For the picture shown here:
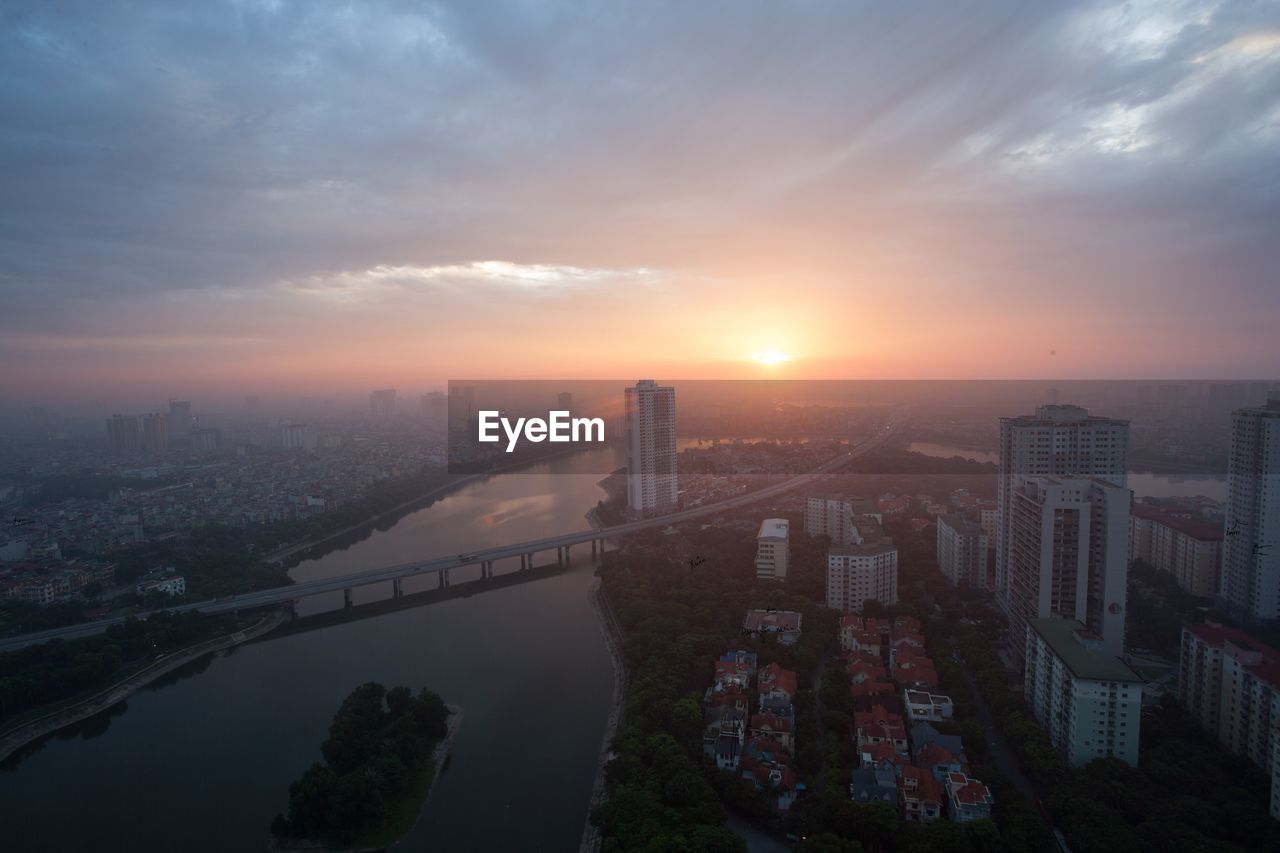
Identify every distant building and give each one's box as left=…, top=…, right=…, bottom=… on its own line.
left=370, top=388, right=397, bottom=416
left=1023, top=617, right=1143, bottom=767
left=826, top=542, right=898, bottom=612
left=755, top=518, right=790, bottom=581
left=1221, top=399, right=1280, bottom=621
left=625, top=380, right=677, bottom=516
left=1006, top=476, right=1131, bottom=658
left=557, top=391, right=573, bottom=411
left=1129, top=503, right=1221, bottom=597
left=141, top=413, right=168, bottom=454
left=106, top=414, right=140, bottom=453
left=167, top=400, right=193, bottom=436
left=137, top=575, right=186, bottom=597
left=280, top=422, right=308, bottom=450
left=996, top=405, right=1129, bottom=616
left=190, top=428, right=222, bottom=452
left=936, top=514, right=989, bottom=590
left=743, top=609, right=802, bottom=645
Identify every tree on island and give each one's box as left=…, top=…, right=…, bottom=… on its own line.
left=272, top=682, right=449, bottom=846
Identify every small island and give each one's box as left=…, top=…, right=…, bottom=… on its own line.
left=271, top=682, right=457, bottom=851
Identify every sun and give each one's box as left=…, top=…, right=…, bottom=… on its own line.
left=750, top=350, right=792, bottom=366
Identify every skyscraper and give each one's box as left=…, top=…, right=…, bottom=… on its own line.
left=280, top=422, right=308, bottom=450
left=106, top=414, right=140, bottom=453
left=167, top=399, right=193, bottom=436
left=1221, top=399, right=1280, bottom=621
left=141, top=413, right=168, bottom=454
left=370, top=388, right=397, bottom=416
left=625, top=380, right=677, bottom=516
left=995, top=405, right=1129, bottom=614
left=1005, top=477, right=1131, bottom=657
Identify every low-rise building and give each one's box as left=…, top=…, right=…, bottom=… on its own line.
left=903, top=690, right=955, bottom=723
left=899, top=765, right=943, bottom=823
left=944, top=772, right=993, bottom=823
left=754, top=518, right=790, bottom=581
left=743, top=609, right=803, bottom=645
left=1024, top=617, right=1143, bottom=767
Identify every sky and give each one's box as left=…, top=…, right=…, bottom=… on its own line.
left=1, top=0, right=1279, bottom=400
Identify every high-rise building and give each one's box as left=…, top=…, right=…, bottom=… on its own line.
left=826, top=542, right=898, bottom=612
left=755, top=519, right=790, bottom=581
left=280, top=423, right=308, bottom=450
left=167, top=400, right=193, bottom=436
left=370, top=388, right=397, bottom=417
left=805, top=495, right=855, bottom=545
left=1005, top=477, right=1130, bottom=657
left=936, top=514, right=989, bottom=590
left=1178, top=622, right=1280, bottom=814
left=625, top=380, right=677, bottom=516
left=996, top=405, right=1129, bottom=615
left=557, top=391, right=573, bottom=412
left=1221, top=399, right=1280, bottom=621
left=1023, top=617, right=1143, bottom=767
left=1129, top=504, right=1222, bottom=598
left=141, top=413, right=168, bottom=454
left=190, top=428, right=222, bottom=452
left=106, top=414, right=140, bottom=453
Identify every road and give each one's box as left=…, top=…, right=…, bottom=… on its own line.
left=2, top=413, right=906, bottom=652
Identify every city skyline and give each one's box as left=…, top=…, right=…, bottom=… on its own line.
left=3, top=1, right=1280, bottom=398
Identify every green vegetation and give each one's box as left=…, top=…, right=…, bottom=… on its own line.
left=594, top=516, right=1010, bottom=852
left=0, top=610, right=239, bottom=729
left=271, top=682, right=450, bottom=849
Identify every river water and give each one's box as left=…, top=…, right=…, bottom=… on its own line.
left=905, top=441, right=1228, bottom=503
left=0, top=448, right=622, bottom=852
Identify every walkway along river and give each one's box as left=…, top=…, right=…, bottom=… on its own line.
left=0, top=448, right=622, bottom=852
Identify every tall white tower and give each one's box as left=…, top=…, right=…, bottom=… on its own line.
left=996, top=405, right=1129, bottom=614
left=625, top=380, right=677, bottom=516
left=1221, top=399, right=1280, bottom=621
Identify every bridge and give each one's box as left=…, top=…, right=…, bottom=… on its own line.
left=1, top=415, right=905, bottom=651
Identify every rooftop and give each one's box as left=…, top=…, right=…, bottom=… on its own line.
left=758, top=518, right=789, bottom=540
left=1029, top=617, right=1142, bottom=683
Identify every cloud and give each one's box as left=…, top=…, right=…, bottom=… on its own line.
left=0, top=0, right=1278, bottom=392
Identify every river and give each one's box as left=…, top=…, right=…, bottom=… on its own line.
left=906, top=441, right=1227, bottom=502
left=0, top=448, right=622, bottom=852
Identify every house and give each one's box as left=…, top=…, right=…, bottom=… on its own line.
left=839, top=615, right=888, bottom=654
left=719, top=649, right=759, bottom=678
left=892, top=648, right=939, bottom=688
left=902, top=690, right=954, bottom=723
left=910, top=722, right=965, bottom=761
left=899, top=765, right=943, bottom=823
left=703, top=706, right=746, bottom=765
left=851, top=680, right=896, bottom=700
left=855, top=705, right=909, bottom=757
left=846, top=657, right=888, bottom=686
left=945, top=772, right=993, bottom=822
left=860, top=741, right=909, bottom=769
left=713, top=659, right=751, bottom=690
left=759, top=662, right=798, bottom=702
left=750, top=712, right=795, bottom=756
left=850, top=762, right=898, bottom=805
left=705, top=682, right=749, bottom=714
left=915, top=742, right=966, bottom=786
left=743, top=609, right=803, bottom=645
left=740, top=737, right=801, bottom=811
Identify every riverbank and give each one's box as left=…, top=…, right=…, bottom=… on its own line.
left=0, top=606, right=289, bottom=765
left=578, top=578, right=627, bottom=853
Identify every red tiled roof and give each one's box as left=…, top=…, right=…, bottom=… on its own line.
left=1132, top=503, right=1223, bottom=541
left=760, top=662, right=799, bottom=697
left=751, top=713, right=794, bottom=733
